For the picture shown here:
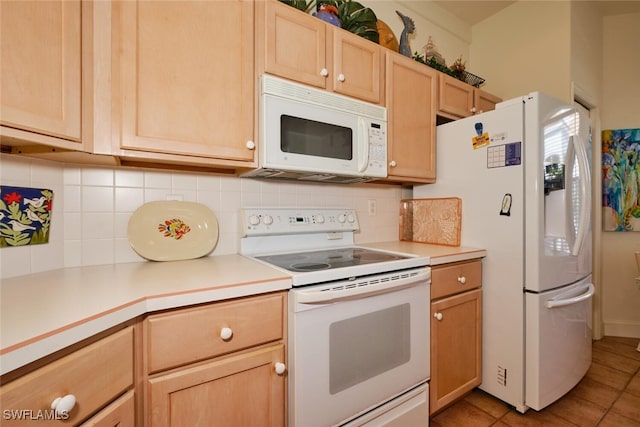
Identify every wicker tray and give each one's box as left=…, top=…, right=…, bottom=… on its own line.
left=399, top=198, right=462, bottom=246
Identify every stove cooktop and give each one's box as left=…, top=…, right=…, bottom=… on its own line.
left=256, top=247, right=410, bottom=273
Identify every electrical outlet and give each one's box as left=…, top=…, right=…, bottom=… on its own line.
left=367, top=199, right=377, bottom=216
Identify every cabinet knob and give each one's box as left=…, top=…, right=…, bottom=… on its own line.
left=246, top=140, right=256, bottom=150
left=389, top=160, right=397, bottom=168
left=51, top=394, right=76, bottom=416
left=470, top=107, right=477, bottom=113
left=338, top=73, right=345, bottom=82
left=433, top=312, right=443, bottom=321
left=320, top=68, right=329, bottom=77
left=274, top=362, right=286, bottom=375
left=458, top=276, right=467, bottom=284
left=220, top=327, right=233, bottom=341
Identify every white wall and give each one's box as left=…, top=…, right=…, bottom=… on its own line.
left=362, top=0, right=472, bottom=67
left=600, top=13, right=640, bottom=338
left=470, top=1, right=572, bottom=101
left=0, top=154, right=409, bottom=279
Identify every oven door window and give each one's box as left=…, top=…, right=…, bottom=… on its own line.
left=281, top=115, right=353, bottom=160
left=330, top=304, right=410, bottom=394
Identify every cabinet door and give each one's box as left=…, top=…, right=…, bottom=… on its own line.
left=115, top=0, right=254, bottom=162
left=386, top=53, right=437, bottom=183
left=79, top=390, right=135, bottom=427
left=438, top=74, right=475, bottom=118
left=263, top=0, right=327, bottom=89
left=0, top=328, right=134, bottom=426
left=474, top=89, right=502, bottom=114
left=0, top=0, right=81, bottom=142
left=332, top=29, right=382, bottom=103
left=148, top=345, right=286, bottom=427
left=430, top=288, right=482, bottom=414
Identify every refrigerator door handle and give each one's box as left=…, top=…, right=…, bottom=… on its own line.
left=572, top=134, right=591, bottom=256
left=564, top=136, right=577, bottom=251
left=545, top=282, right=595, bottom=308
left=565, top=135, right=592, bottom=256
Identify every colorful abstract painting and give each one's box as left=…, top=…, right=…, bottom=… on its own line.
left=602, top=129, right=640, bottom=231
left=0, top=186, right=54, bottom=246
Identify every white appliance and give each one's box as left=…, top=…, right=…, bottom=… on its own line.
left=415, top=92, right=594, bottom=413
left=240, top=208, right=430, bottom=426
left=242, top=75, right=388, bottom=183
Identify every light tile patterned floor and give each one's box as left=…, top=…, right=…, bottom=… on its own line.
left=430, top=336, right=640, bottom=426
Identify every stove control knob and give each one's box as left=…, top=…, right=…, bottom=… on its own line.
left=248, top=215, right=260, bottom=226
left=347, top=213, right=355, bottom=223
left=338, top=214, right=346, bottom=223
left=315, top=215, right=325, bottom=224
left=263, top=215, right=274, bottom=225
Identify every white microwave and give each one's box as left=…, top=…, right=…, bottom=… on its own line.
left=242, top=75, right=388, bottom=183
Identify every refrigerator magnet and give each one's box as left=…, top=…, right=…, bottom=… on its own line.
left=500, top=193, right=512, bottom=216
left=472, top=122, right=490, bottom=149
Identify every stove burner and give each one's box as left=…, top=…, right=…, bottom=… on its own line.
left=290, top=262, right=331, bottom=272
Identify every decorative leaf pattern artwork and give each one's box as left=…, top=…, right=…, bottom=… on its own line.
left=158, top=218, right=191, bottom=240
left=0, top=186, right=54, bottom=247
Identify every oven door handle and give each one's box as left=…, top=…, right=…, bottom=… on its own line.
left=295, top=269, right=430, bottom=304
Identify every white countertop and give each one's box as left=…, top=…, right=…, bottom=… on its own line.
left=0, top=255, right=291, bottom=375
left=0, top=243, right=485, bottom=375
left=363, top=241, right=486, bottom=265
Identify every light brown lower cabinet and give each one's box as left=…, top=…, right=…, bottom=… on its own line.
left=79, top=390, right=135, bottom=427
left=430, top=260, right=483, bottom=415
left=0, top=326, right=135, bottom=426
left=143, top=291, right=288, bottom=426
left=147, top=344, right=285, bottom=426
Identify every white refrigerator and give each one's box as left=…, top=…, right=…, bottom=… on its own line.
left=415, top=92, right=594, bottom=413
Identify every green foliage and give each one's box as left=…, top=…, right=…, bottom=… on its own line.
left=332, top=0, right=379, bottom=44
left=280, top=0, right=379, bottom=44
left=412, top=52, right=457, bottom=77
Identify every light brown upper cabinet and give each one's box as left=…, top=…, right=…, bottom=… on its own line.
left=0, top=0, right=83, bottom=149
left=438, top=73, right=502, bottom=119
left=259, top=0, right=383, bottom=104
left=385, top=53, right=437, bottom=184
left=111, top=0, right=256, bottom=167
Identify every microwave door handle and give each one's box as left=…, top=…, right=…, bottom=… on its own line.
left=357, top=117, right=369, bottom=172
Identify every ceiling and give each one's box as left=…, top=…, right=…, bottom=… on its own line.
left=433, top=0, right=640, bottom=26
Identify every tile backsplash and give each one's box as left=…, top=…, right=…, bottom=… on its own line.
left=0, top=154, right=410, bottom=279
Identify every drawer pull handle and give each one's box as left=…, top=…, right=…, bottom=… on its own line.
left=220, top=327, right=233, bottom=341
left=433, top=312, right=443, bottom=321
left=274, top=362, right=286, bottom=375
left=458, top=276, right=467, bottom=284
left=51, top=394, right=76, bottom=416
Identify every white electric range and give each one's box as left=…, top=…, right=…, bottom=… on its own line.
left=240, top=208, right=431, bottom=427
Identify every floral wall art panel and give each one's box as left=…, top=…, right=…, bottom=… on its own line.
left=602, top=128, right=640, bottom=231
left=0, top=186, right=54, bottom=246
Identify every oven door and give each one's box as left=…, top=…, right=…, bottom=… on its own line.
left=289, top=267, right=430, bottom=427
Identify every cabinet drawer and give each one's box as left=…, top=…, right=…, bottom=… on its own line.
left=0, top=327, right=134, bottom=425
left=431, top=260, right=482, bottom=300
left=145, top=292, right=285, bottom=373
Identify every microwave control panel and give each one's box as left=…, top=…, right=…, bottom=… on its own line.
left=367, top=122, right=387, bottom=175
